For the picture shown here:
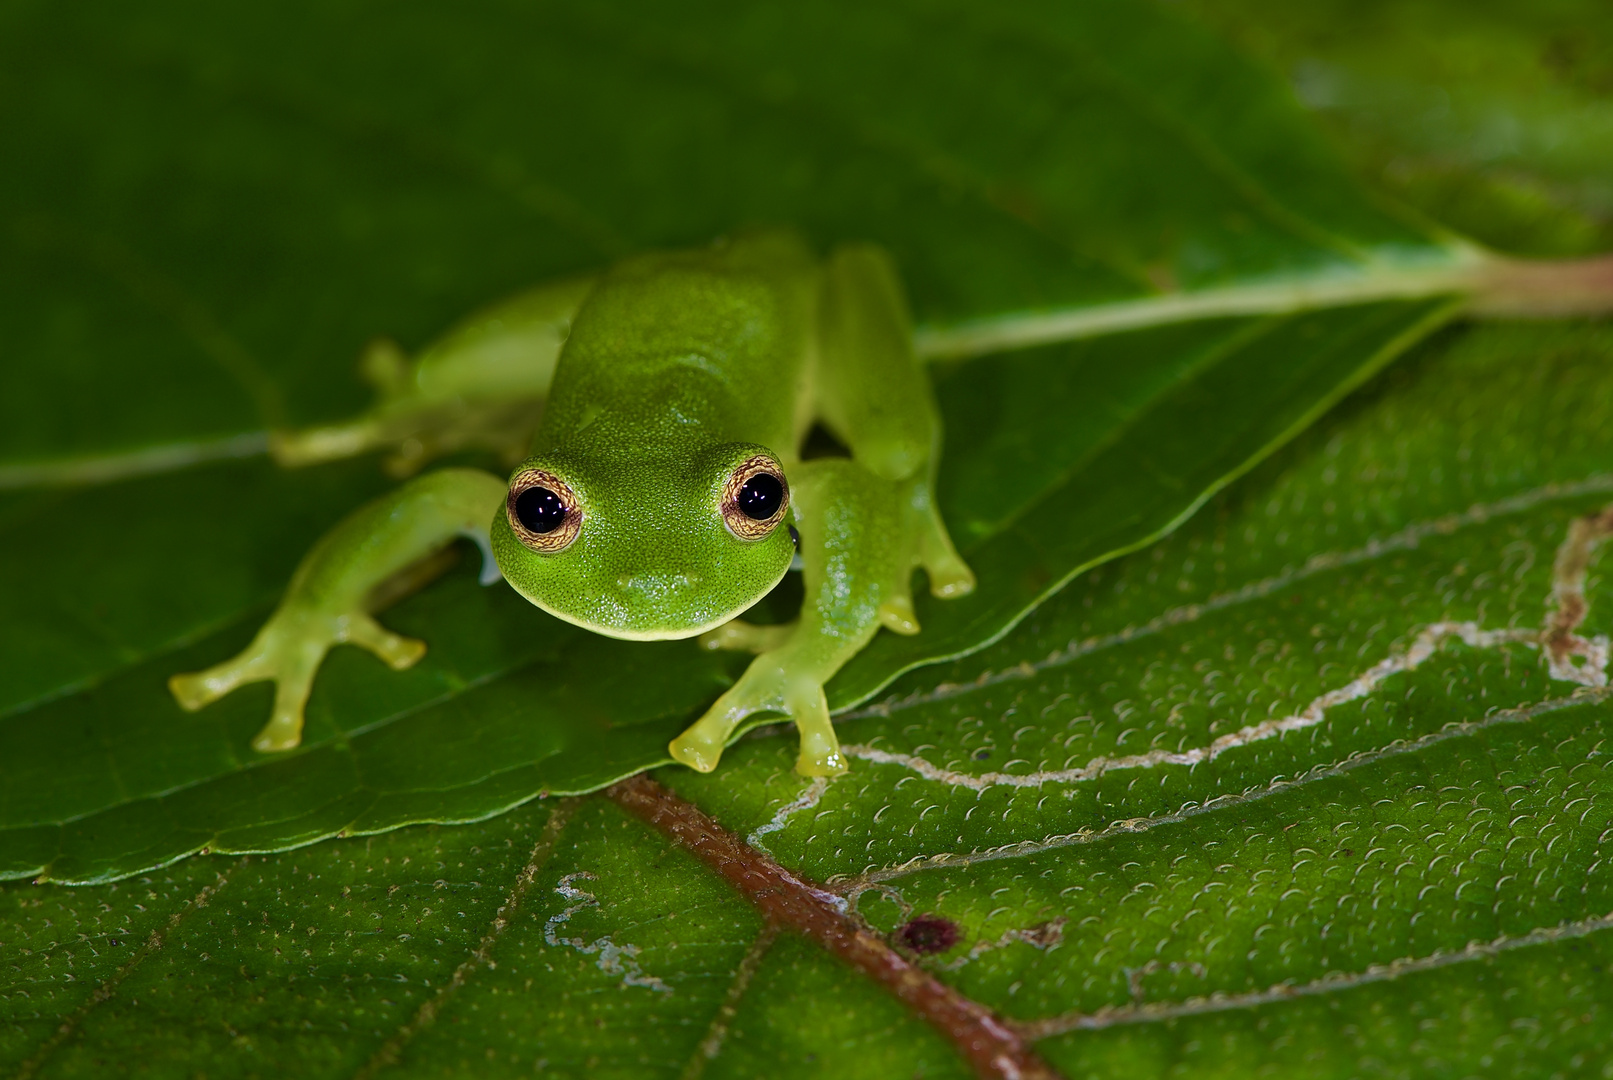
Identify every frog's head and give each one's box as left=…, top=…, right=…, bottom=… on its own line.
left=490, top=442, right=795, bottom=639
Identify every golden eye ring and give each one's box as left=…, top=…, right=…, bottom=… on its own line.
left=506, top=468, right=583, bottom=553
left=722, top=455, right=789, bottom=541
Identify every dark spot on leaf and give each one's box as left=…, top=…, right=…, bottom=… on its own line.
left=974, top=748, right=992, bottom=760
left=1020, top=564, right=1052, bottom=591
left=109, top=938, right=122, bottom=946
left=896, top=914, right=961, bottom=955
left=984, top=181, right=1045, bottom=226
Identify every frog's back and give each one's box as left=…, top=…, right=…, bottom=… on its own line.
left=536, top=231, right=818, bottom=459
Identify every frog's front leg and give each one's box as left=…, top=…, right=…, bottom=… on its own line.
left=169, top=468, right=507, bottom=751
left=672, top=459, right=915, bottom=776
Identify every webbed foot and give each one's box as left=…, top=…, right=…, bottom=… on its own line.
left=926, top=556, right=976, bottom=599
left=877, top=592, right=921, bottom=635
left=668, top=652, right=848, bottom=777
left=918, top=512, right=976, bottom=598
left=170, top=606, right=425, bottom=752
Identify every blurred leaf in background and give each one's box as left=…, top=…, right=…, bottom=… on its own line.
left=1175, top=0, right=1613, bottom=256
left=2, top=0, right=1612, bottom=1077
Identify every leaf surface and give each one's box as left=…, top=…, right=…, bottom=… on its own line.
left=1175, top=0, right=1613, bottom=257
left=5, top=2, right=1613, bottom=1077
left=7, top=315, right=1613, bottom=1079
left=0, top=0, right=1475, bottom=881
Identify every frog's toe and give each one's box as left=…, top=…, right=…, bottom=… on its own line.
left=344, top=613, right=427, bottom=670
left=794, top=730, right=849, bottom=777
left=170, top=639, right=318, bottom=751
left=169, top=660, right=257, bottom=712
left=670, top=701, right=749, bottom=771
left=168, top=674, right=208, bottom=711
left=877, top=593, right=921, bottom=636
left=169, top=635, right=289, bottom=712
left=252, top=703, right=309, bottom=753
left=927, top=557, right=976, bottom=599
left=668, top=728, right=725, bottom=772
left=698, top=619, right=796, bottom=654
left=241, top=643, right=326, bottom=752
left=795, top=747, right=849, bottom=777
left=786, top=683, right=848, bottom=777
left=170, top=610, right=360, bottom=753
left=671, top=655, right=848, bottom=777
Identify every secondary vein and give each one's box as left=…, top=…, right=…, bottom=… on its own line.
left=351, top=798, right=579, bottom=1079
left=1014, top=908, right=1613, bottom=1038
left=13, top=859, right=242, bottom=1080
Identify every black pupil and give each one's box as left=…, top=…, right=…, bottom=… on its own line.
left=514, top=486, right=567, bottom=534
left=737, top=472, right=784, bottom=521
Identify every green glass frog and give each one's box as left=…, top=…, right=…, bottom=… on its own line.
left=170, top=231, right=973, bottom=776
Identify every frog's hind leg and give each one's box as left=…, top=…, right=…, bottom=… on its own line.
left=814, top=243, right=975, bottom=601
left=169, top=468, right=507, bottom=752
left=908, top=471, right=976, bottom=599
left=271, top=275, right=597, bottom=474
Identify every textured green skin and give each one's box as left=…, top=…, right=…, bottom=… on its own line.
left=168, top=468, right=507, bottom=752
left=492, top=234, right=814, bottom=639
left=171, top=231, right=973, bottom=775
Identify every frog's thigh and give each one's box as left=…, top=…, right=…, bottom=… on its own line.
left=170, top=468, right=507, bottom=752
left=669, top=460, right=907, bottom=776
left=905, top=473, right=975, bottom=599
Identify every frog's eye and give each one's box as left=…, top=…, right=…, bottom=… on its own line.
left=507, top=468, right=582, bottom=553
left=722, top=455, right=789, bottom=541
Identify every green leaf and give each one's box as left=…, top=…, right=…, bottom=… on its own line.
left=0, top=0, right=1487, bottom=883
left=4, top=0, right=1613, bottom=1076
left=7, top=315, right=1613, bottom=1078
left=1173, top=0, right=1613, bottom=257
left=714, top=319, right=1613, bottom=1078
left=835, top=297, right=1454, bottom=705
left=0, top=0, right=1467, bottom=468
